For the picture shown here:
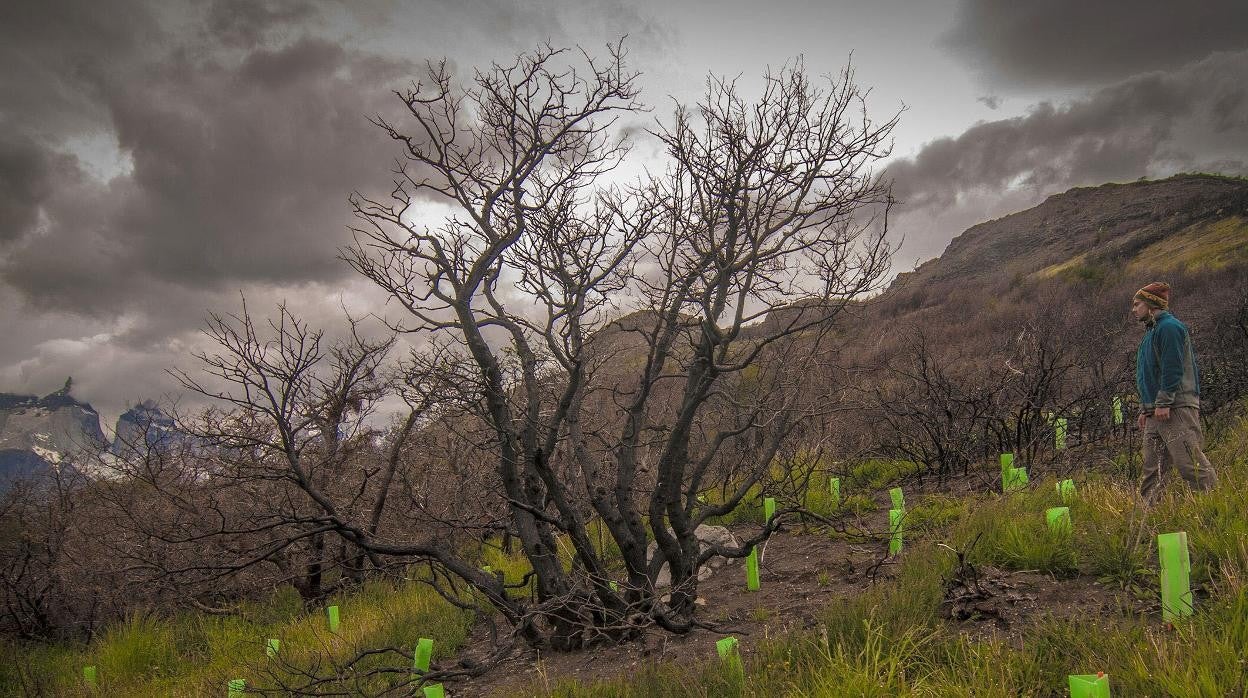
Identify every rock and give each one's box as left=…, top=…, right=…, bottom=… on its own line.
left=0, top=384, right=105, bottom=488
left=647, top=524, right=741, bottom=589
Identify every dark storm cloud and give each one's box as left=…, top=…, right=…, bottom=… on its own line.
left=0, top=135, right=76, bottom=243
left=943, top=0, right=1248, bottom=88
left=0, top=1, right=414, bottom=313
left=0, top=0, right=156, bottom=134
left=207, top=0, right=318, bottom=47
left=0, top=0, right=675, bottom=422
left=887, top=50, right=1248, bottom=265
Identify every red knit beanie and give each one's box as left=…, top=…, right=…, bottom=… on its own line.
left=1135, top=281, right=1170, bottom=309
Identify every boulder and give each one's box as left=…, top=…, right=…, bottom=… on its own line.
left=647, top=524, right=741, bottom=589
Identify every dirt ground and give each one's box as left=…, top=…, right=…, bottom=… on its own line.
left=442, top=480, right=1139, bottom=697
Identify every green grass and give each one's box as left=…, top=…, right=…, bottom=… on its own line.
left=839, top=493, right=879, bottom=516
left=1, top=578, right=473, bottom=697
left=847, top=458, right=921, bottom=490
left=905, top=495, right=967, bottom=535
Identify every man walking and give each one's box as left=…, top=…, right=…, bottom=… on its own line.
left=1133, top=282, right=1216, bottom=501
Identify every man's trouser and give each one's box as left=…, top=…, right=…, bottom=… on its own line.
left=1141, top=406, right=1217, bottom=501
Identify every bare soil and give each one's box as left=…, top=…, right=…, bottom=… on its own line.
left=456, top=522, right=884, bottom=698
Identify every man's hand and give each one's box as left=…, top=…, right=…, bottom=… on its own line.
left=1154, top=406, right=1171, bottom=421
left=1137, top=413, right=1146, bottom=430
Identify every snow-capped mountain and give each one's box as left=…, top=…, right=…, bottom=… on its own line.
left=0, top=380, right=189, bottom=487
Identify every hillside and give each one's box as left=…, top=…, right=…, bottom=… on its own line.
left=887, top=174, right=1248, bottom=300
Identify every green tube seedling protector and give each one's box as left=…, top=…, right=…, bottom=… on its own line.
left=746, top=548, right=760, bottom=591
left=889, top=508, right=903, bottom=555
left=266, top=638, right=280, bottom=658
left=1112, top=396, right=1124, bottom=425
left=1012, top=467, right=1030, bottom=488
left=764, top=497, right=776, bottom=524
left=414, top=637, right=434, bottom=673
left=1055, top=418, right=1068, bottom=450
left=829, top=477, right=840, bottom=507
left=326, top=605, right=340, bottom=633
left=1158, top=532, right=1193, bottom=622
left=1068, top=672, right=1110, bottom=697
left=1001, top=454, right=1028, bottom=492
left=1057, top=479, right=1076, bottom=503
left=1046, top=506, right=1071, bottom=535
left=422, top=684, right=445, bottom=698
left=228, top=678, right=246, bottom=697
left=82, top=665, right=97, bottom=687
left=716, top=636, right=744, bottom=680
left=889, top=487, right=905, bottom=511
left=1004, top=466, right=1028, bottom=492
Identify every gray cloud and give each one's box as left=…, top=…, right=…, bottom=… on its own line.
left=0, top=3, right=412, bottom=314
left=0, top=135, right=75, bottom=243
left=887, top=50, right=1248, bottom=266
left=0, top=0, right=675, bottom=421
left=976, top=95, right=1001, bottom=110
left=206, top=0, right=319, bottom=47
left=943, top=0, right=1248, bottom=88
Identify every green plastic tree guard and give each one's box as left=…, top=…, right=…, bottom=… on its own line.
left=1158, top=532, right=1193, bottom=622
left=422, top=684, right=445, bottom=698
left=829, top=477, right=840, bottom=508
left=266, top=638, right=280, bottom=658
left=1055, top=418, right=1068, bottom=450
left=889, top=487, right=905, bottom=512
left=609, top=580, right=619, bottom=592
left=716, top=636, right=744, bottom=682
left=889, top=508, right=903, bottom=555
left=228, top=678, right=246, bottom=697
left=326, top=605, right=340, bottom=633
left=1046, top=506, right=1071, bottom=535
left=414, top=637, right=434, bottom=673
left=82, top=665, right=97, bottom=687
left=764, top=497, right=776, bottom=524
left=1057, top=479, right=1076, bottom=503
left=1012, top=467, right=1030, bottom=488
left=1004, top=465, right=1028, bottom=492
left=1068, top=672, right=1110, bottom=697
left=1112, top=396, right=1124, bottom=426
left=746, top=548, right=760, bottom=591
left=1001, top=453, right=1022, bottom=492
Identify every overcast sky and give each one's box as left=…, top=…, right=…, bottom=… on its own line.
left=2, top=0, right=1247, bottom=431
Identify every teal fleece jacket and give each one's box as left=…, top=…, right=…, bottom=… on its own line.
left=1136, top=311, right=1201, bottom=412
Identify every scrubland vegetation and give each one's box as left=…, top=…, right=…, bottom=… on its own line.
left=6, top=411, right=1246, bottom=696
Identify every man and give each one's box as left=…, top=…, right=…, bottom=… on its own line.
left=1132, top=281, right=1216, bottom=501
